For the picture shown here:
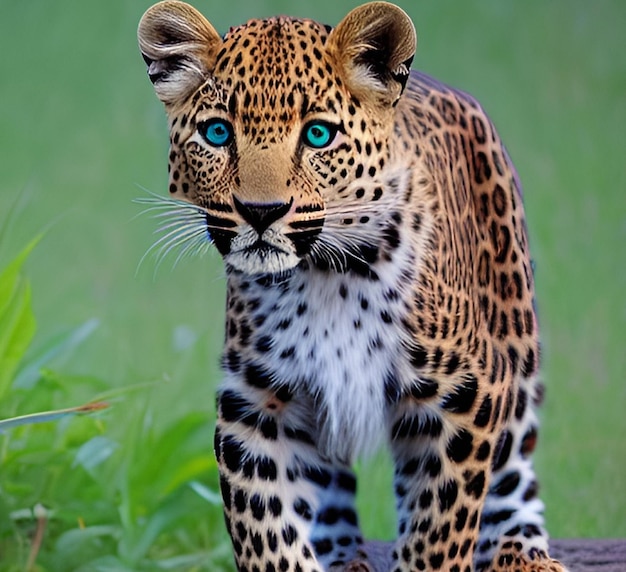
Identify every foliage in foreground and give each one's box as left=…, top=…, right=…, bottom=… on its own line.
left=0, top=242, right=232, bottom=571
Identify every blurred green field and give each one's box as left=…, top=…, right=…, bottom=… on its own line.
left=1, top=0, right=625, bottom=569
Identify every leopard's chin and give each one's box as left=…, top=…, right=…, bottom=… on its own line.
left=224, top=247, right=301, bottom=278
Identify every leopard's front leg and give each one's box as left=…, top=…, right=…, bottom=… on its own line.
left=387, top=372, right=501, bottom=572
left=215, top=371, right=364, bottom=572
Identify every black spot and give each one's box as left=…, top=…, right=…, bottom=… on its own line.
left=445, top=352, right=461, bottom=375
left=279, top=346, right=295, bottom=359
left=429, top=552, right=444, bottom=570
left=474, top=395, right=492, bottom=428
left=515, top=388, right=527, bottom=421
left=482, top=509, right=514, bottom=525
left=460, top=537, right=473, bottom=558
left=438, top=479, right=458, bottom=512
left=267, top=547, right=278, bottom=567
left=523, top=479, right=539, bottom=501
left=313, top=538, right=333, bottom=555
left=252, top=531, right=264, bottom=557
left=268, top=495, right=283, bottom=517
left=401, top=457, right=420, bottom=475
left=492, top=471, right=521, bottom=497
left=317, top=507, right=339, bottom=525
left=448, top=542, right=459, bottom=559
left=380, top=310, right=393, bottom=324
left=384, top=373, right=402, bottom=404
left=455, top=506, right=468, bottom=532
left=420, top=415, right=444, bottom=437
left=294, top=498, right=313, bottom=521
left=410, top=377, right=438, bottom=399
left=257, top=456, right=278, bottom=481
left=235, top=521, right=247, bottom=542
left=441, top=375, right=478, bottom=413
left=221, top=436, right=244, bottom=472
left=223, top=349, right=241, bottom=372
left=245, top=363, right=272, bottom=389
left=409, top=344, right=428, bottom=368
left=234, top=489, right=247, bottom=513
left=337, top=471, right=357, bottom=493
left=219, top=390, right=254, bottom=423
left=220, top=476, right=231, bottom=510
left=447, top=429, right=474, bottom=463
left=284, top=425, right=315, bottom=445
left=250, top=493, right=265, bottom=521
left=242, top=458, right=255, bottom=479
left=303, top=465, right=332, bottom=488
left=465, top=470, right=486, bottom=499
left=475, top=440, right=491, bottom=461
left=417, top=517, right=431, bottom=533
left=256, top=335, right=273, bottom=353
left=282, top=524, right=298, bottom=546
left=423, top=454, right=442, bottom=478
left=492, top=430, right=513, bottom=471
left=492, top=184, right=507, bottom=217
left=259, top=417, right=278, bottom=440
left=522, top=347, right=537, bottom=377
left=419, top=489, right=433, bottom=509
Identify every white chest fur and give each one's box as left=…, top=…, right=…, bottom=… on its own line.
left=223, top=244, right=417, bottom=463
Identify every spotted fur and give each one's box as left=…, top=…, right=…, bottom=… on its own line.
left=138, top=2, right=567, bottom=571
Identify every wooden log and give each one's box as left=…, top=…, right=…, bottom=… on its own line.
left=351, top=539, right=626, bottom=571
left=551, top=539, right=626, bottom=572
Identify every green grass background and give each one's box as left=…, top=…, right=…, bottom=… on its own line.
left=1, top=0, right=624, bottom=567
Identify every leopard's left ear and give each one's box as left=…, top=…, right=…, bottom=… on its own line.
left=138, top=1, right=222, bottom=106
left=327, top=2, right=416, bottom=106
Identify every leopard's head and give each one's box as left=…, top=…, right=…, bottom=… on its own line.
left=138, top=1, right=415, bottom=277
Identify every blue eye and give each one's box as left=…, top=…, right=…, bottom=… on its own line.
left=302, top=121, right=338, bottom=149
left=200, top=118, right=233, bottom=147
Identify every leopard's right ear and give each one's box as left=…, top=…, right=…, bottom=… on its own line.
left=138, top=1, right=222, bottom=106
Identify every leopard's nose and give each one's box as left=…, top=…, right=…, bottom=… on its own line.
left=233, top=196, right=293, bottom=235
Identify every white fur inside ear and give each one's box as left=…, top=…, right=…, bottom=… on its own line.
left=349, top=62, right=386, bottom=93
left=149, top=57, right=207, bottom=104
left=138, top=1, right=222, bottom=105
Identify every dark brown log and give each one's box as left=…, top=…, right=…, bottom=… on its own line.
left=350, top=539, right=626, bottom=572
left=550, top=539, right=626, bottom=572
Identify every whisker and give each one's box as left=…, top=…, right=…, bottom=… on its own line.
left=134, top=191, right=212, bottom=275
left=158, top=227, right=207, bottom=263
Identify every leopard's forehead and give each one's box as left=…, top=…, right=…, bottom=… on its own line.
left=207, top=17, right=338, bottom=134
left=220, top=16, right=331, bottom=75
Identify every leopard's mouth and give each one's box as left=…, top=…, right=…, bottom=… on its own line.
left=242, top=239, right=289, bottom=258
left=225, top=231, right=303, bottom=276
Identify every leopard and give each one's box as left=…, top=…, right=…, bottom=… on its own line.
left=137, top=2, right=568, bottom=571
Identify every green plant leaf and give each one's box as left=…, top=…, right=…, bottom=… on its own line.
left=160, top=456, right=214, bottom=497
left=188, top=480, right=221, bottom=506
left=13, top=318, right=100, bottom=390
left=0, top=401, right=109, bottom=432
left=73, top=435, right=119, bottom=473
left=0, top=238, right=39, bottom=400
left=0, top=236, right=38, bottom=318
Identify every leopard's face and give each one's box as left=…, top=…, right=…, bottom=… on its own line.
left=138, top=1, right=415, bottom=277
